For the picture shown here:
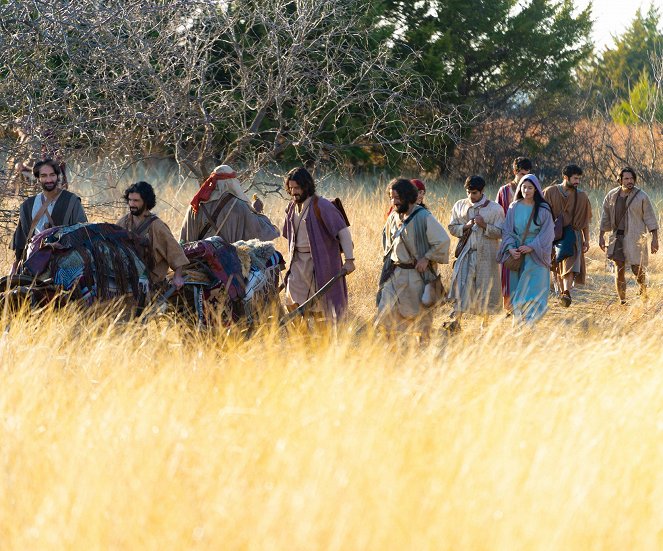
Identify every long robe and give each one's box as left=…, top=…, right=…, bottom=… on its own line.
left=180, top=190, right=279, bottom=244
left=600, top=186, right=658, bottom=267
left=496, top=181, right=517, bottom=297
left=282, top=195, right=350, bottom=318
left=378, top=207, right=450, bottom=331
left=497, top=201, right=555, bottom=324
left=11, top=190, right=87, bottom=261
left=542, top=184, right=592, bottom=284
left=448, top=197, right=504, bottom=315
left=118, top=213, right=189, bottom=285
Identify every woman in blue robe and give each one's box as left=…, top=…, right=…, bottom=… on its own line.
left=497, top=174, right=555, bottom=324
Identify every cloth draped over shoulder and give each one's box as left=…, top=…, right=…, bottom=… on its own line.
left=378, top=206, right=450, bottom=322
left=600, top=186, right=658, bottom=267
left=448, top=197, right=504, bottom=315
left=542, top=183, right=592, bottom=283
left=11, top=190, right=87, bottom=261
left=117, top=213, right=189, bottom=284
left=282, top=195, right=350, bottom=317
left=180, top=164, right=279, bottom=244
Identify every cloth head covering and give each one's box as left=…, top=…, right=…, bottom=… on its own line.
left=411, top=179, right=426, bottom=192
left=514, top=173, right=544, bottom=201
left=190, top=165, right=252, bottom=214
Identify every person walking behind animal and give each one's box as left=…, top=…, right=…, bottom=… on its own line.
left=377, top=178, right=450, bottom=342
left=542, top=164, right=592, bottom=307
left=117, top=181, right=188, bottom=291
left=495, top=157, right=532, bottom=312
left=599, top=167, right=658, bottom=304
left=10, top=158, right=87, bottom=273
left=180, top=164, right=279, bottom=244
left=446, top=176, right=504, bottom=332
left=282, top=167, right=355, bottom=320
left=497, top=175, right=555, bottom=324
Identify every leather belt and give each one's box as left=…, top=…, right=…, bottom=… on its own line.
left=394, top=262, right=416, bottom=269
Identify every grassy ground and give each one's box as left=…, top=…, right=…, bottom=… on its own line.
left=2, top=168, right=663, bottom=549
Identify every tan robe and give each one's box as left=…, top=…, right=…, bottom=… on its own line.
left=180, top=190, right=279, bottom=244
left=378, top=210, right=450, bottom=333
left=600, top=186, right=658, bottom=267
left=117, top=213, right=189, bottom=284
left=448, top=197, right=504, bottom=314
left=542, top=184, right=592, bottom=284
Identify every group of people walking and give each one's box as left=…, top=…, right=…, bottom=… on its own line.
left=8, top=158, right=659, bottom=336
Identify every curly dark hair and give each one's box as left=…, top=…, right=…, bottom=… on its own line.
left=389, top=178, right=418, bottom=206
left=464, top=175, right=486, bottom=192
left=124, top=181, right=156, bottom=211
left=562, top=164, right=583, bottom=178
left=284, top=167, right=316, bottom=197
left=33, top=158, right=62, bottom=178
left=512, top=157, right=532, bottom=173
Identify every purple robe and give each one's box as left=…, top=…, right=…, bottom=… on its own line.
left=283, top=196, right=348, bottom=317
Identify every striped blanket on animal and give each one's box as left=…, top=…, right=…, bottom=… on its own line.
left=178, top=236, right=284, bottom=323
left=20, top=223, right=150, bottom=304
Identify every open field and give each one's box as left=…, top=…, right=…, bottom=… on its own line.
left=2, top=171, right=663, bottom=549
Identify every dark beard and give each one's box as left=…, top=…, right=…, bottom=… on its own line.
left=294, top=192, right=309, bottom=205
left=129, top=205, right=146, bottom=216
left=41, top=182, right=57, bottom=192
left=396, top=202, right=411, bottom=214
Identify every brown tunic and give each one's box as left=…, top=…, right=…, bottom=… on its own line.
left=117, top=213, right=189, bottom=284
left=542, top=184, right=592, bottom=284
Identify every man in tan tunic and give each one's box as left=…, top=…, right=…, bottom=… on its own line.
left=377, top=178, right=450, bottom=341
left=117, top=181, right=189, bottom=290
left=447, top=175, right=504, bottom=330
left=542, top=164, right=592, bottom=307
left=599, top=167, right=659, bottom=303
left=180, top=165, right=279, bottom=244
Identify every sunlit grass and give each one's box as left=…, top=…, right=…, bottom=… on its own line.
left=2, top=169, right=663, bottom=549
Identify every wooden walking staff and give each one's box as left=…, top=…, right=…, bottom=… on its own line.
left=279, top=268, right=348, bottom=326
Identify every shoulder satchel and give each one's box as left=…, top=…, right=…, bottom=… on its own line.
left=553, top=184, right=577, bottom=241
left=25, top=194, right=58, bottom=244
left=454, top=198, right=490, bottom=258
left=504, top=206, right=535, bottom=272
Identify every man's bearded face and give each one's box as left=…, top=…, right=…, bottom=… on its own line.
left=38, top=165, right=58, bottom=192
left=390, top=189, right=411, bottom=214
left=621, top=172, right=636, bottom=190
left=288, top=180, right=308, bottom=204
left=127, top=192, right=146, bottom=216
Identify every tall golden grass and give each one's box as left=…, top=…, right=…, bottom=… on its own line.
left=2, top=174, right=663, bottom=549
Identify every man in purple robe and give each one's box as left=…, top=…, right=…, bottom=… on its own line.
left=282, top=167, right=355, bottom=319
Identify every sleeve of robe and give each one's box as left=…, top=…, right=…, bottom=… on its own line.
left=70, top=197, right=88, bottom=224
left=179, top=205, right=201, bottom=244
left=423, top=215, right=450, bottom=264
left=600, top=192, right=613, bottom=233
left=337, top=227, right=354, bottom=259
left=497, top=203, right=554, bottom=268
left=448, top=200, right=467, bottom=238
left=152, top=219, right=190, bottom=272
left=642, top=193, right=659, bottom=232
left=483, top=206, right=504, bottom=240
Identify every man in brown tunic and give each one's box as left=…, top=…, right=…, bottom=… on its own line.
left=599, top=167, right=658, bottom=303
left=117, top=181, right=189, bottom=290
left=542, top=164, right=592, bottom=307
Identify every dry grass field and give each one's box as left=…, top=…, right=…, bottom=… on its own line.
left=2, top=168, right=663, bottom=549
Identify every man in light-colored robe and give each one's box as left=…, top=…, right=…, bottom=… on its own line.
left=180, top=165, right=279, bottom=244
left=599, top=167, right=659, bottom=302
left=448, top=176, right=504, bottom=329
left=377, top=178, right=450, bottom=341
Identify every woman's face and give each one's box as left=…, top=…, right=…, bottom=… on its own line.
left=521, top=181, right=535, bottom=200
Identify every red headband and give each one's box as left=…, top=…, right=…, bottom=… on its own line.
left=190, top=170, right=237, bottom=213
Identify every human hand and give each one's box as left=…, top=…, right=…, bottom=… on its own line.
left=517, top=245, right=533, bottom=254
left=415, top=257, right=430, bottom=273
left=652, top=239, right=659, bottom=254
left=582, top=241, right=590, bottom=253
left=599, top=235, right=606, bottom=252
left=474, top=214, right=487, bottom=229
left=342, top=259, right=356, bottom=274
left=172, top=273, right=185, bottom=289
left=509, top=248, right=521, bottom=259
